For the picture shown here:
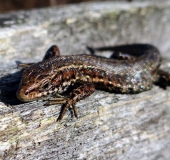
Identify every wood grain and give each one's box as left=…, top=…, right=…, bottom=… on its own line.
left=0, top=1, right=170, bottom=159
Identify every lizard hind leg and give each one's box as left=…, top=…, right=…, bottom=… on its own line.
left=87, top=45, right=137, bottom=60
left=155, top=69, right=170, bottom=88
left=57, top=82, right=95, bottom=122
left=86, top=44, right=154, bottom=60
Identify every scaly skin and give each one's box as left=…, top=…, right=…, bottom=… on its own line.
left=16, top=44, right=170, bottom=121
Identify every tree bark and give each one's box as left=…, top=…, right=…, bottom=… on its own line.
left=0, top=1, right=170, bottom=159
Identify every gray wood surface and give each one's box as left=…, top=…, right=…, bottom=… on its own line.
left=0, top=1, right=170, bottom=159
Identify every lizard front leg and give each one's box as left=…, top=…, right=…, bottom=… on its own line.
left=57, top=82, right=95, bottom=121
left=18, top=45, right=60, bottom=68
left=44, top=83, right=95, bottom=121
left=45, top=83, right=95, bottom=121
left=44, top=94, right=68, bottom=105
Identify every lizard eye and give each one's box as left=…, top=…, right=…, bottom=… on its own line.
left=43, top=83, right=49, bottom=89
left=25, top=91, right=29, bottom=95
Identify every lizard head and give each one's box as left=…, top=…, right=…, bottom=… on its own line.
left=16, top=62, right=59, bottom=102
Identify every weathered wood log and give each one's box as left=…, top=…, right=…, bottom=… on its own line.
left=0, top=1, right=170, bottom=159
